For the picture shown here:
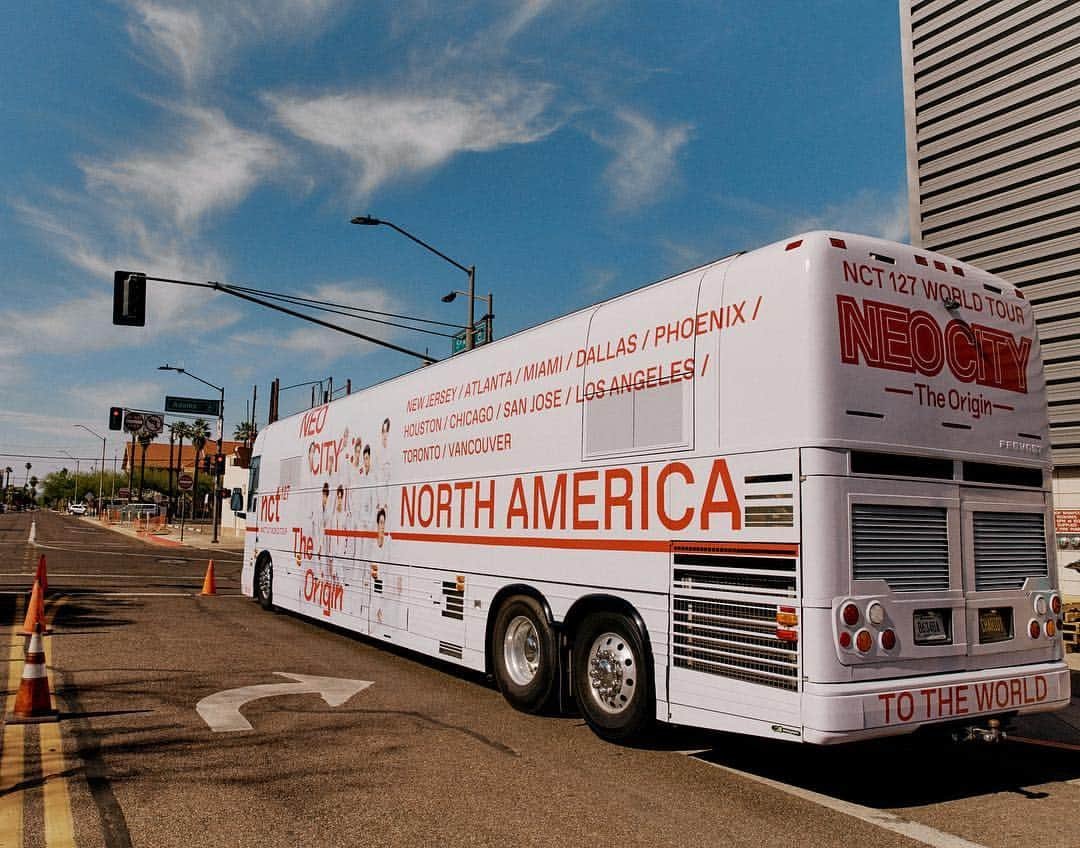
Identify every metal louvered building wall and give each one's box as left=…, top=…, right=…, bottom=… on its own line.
left=899, top=0, right=1080, bottom=467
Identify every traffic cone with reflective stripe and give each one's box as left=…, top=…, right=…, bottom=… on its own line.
left=20, top=579, right=51, bottom=636
left=200, top=560, right=216, bottom=596
left=7, top=625, right=58, bottom=723
left=35, top=553, right=48, bottom=592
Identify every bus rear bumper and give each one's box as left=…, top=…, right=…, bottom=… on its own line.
left=801, top=661, right=1071, bottom=745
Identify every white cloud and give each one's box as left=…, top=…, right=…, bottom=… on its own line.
left=80, top=105, right=284, bottom=230
left=590, top=109, right=692, bottom=210
left=790, top=188, right=910, bottom=244
left=267, top=79, right=561, bottom=196
left=127, top=0, right=343, bottom=87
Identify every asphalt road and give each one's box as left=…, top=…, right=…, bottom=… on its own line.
left=2, top=510, right=1079, bottom=848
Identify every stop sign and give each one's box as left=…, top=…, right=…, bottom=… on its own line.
left=178, top=473, right=194, bottom=491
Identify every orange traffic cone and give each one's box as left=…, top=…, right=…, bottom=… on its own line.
left=7, top=625, right=58, bottom=723
left=35, top=553, right=48, bottom=592
left=21, top=579, right=51, bottom=636
left=200, top=560, right=217, bottom=596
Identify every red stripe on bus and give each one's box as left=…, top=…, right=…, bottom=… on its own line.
left=324, top=529, right=798, bottom=556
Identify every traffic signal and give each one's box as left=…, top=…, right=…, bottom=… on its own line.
left=112, top=271, right=146, bottom=326
left=108, top=407, right=124, bottom=431
left=214, top=454, right=226, bottom=475
left=202, top=456, right=212, bottom=474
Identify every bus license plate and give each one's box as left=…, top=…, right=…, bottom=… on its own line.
left=979, top=607, right=1011, bottom=643
left=913, top=609, right=949, bottom=644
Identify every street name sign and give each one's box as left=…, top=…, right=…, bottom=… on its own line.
left=165, top=395, right=221, bottom=417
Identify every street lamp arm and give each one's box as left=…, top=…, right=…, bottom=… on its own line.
left=158, top=365, right=221, bottom=393
left=351, top=216, right=471, bottom=275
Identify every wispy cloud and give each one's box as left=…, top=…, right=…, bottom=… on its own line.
left=80, top=105, right=284, bottom=230
left=127, top=0, right=344, bottom=87
left=267, top=78, right=562, bottom=196
left=589, top=109, right=692, bottom=211
left=790, top=188, right=910, bottom=244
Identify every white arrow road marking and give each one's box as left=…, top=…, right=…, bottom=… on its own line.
left=196, top=672, right=373, bottom=732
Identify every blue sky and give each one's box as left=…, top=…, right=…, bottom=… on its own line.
left=1, top=1, right=908, bottom=480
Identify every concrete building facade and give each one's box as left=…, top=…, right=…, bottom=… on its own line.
left=899, top=0, right=1080, bottom=593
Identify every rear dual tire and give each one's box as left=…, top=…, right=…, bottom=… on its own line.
left=572, top=612, right=652, bottom=742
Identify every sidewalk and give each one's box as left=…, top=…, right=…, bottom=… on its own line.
left=91, top=517, right=245, bottom=551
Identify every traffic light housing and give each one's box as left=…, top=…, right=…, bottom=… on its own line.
left=112, top=271, right=146, bottom=326
left=214, top=454, right=226, bottom=475
left=108, top=407, right=124, bottom=431
left=202, top=456, right=212, bottom=474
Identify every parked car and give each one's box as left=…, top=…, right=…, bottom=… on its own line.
left=68, top=503, right=87, bottom=515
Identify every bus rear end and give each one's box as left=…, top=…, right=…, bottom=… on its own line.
left=786, top=233, right=1069, bottom=743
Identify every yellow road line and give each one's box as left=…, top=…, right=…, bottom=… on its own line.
left=42, top=594, right=76, bottom=847
left=40, top=721, right=76, bottom=847
left=0, top=596, right=27, bottom=846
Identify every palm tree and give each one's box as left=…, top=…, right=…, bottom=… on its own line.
left=168, top=421, right=191, bottom=521
left=3, top=467, right=11, bottom=489
left=189, top=419, right=211, bottom=518
left=137, top=433, right=154, bottom=499
left=233, top=421, right=258, bottom=446
left=24, top=462, right=31, bottom=487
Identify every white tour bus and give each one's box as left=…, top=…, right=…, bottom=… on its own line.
left=242, top=231, right=1070, bottom=744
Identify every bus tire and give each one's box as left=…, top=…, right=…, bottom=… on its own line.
left=255, top=555, right=274, bottom=611
left=572, top=612, right=652, bottom=742
left=492, top=596, right=557, bottom=714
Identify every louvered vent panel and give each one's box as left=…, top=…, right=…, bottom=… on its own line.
left=442, top=581, right=464, bottom=620
left=973, top=512, right=1048, bottom=591
left=852, top=504, right=949, bottom=591
left=672, top=598, right=798, bottom=691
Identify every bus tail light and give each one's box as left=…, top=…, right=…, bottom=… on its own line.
left=1051, top=594, right=1062, bottom=615
left=842, top=603, right=859, bottom=627
left=867, top=601, right=886, bottom=626
left=776, top=607, right=798, bottom=642
left=855, top=629, right=872, bottom=653
left=880, top=629, right=897, bottom=651
left=1028, top=619, right=1041, bottom=639
left=838, top=631, right=852, bottom=649
left=1045, top=619, right=1057, bottom=638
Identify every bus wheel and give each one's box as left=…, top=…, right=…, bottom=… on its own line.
left=493, top=596, right=557, bottom=713
left=573, top=612, right=652, bottom=742
left=256, top=556, right=273, bottom=611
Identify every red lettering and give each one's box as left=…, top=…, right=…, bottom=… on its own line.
left=533, top=474, right=567, bottom=530
left=507, top=478, right=529, bottom=529
left=837, top=295, right=1031, bottom=393
left=897, top=692, right=915, bottom=722
left=656, top=463, right=694, bottom=531
left=699, top=459, right=741, bottom=531
left=573, top=471, right=599, bottom=531
left=475, top=479, right=496, bottom=530
left=879, top=692, right=896, bottom=723
left=604, top=468, right=634, bottom=531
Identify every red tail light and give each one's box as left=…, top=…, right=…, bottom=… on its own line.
left=1051, top=594, right=1062, bottom=615
left=842, top=603, right=859, bottom=626
left=1028, top=619, right=1041, bottom=639
left=880, top=629, right=897, bottom=651
left=838, top=631, right=852, bottom=649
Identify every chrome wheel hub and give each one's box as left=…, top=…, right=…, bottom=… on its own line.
left=586, top=632, right=635, bottom=714
left=504, top=615, right=541, bottom=686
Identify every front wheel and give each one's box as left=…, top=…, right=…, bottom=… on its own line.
left=492, top=596, right=558, bottom=713
left=255, top=556, right=274, bottom=610
left=572, top=612, right=653, bottom=742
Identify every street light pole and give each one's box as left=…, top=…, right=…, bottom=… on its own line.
left=350, top=215, right=488, bottom=351
left=74, top=424, right=107, bottom=515
left=60, top=450, right=79, bottom=507
left=159, top=365, right=225, bottom=544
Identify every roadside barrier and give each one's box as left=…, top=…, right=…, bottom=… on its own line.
left=201, top=560, right=217, bottom=596
left=21, top=579, right=51, bottom=637
left=7, top=625, right=58, bottom=724
left=35, top=553, right=48, bottom=592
